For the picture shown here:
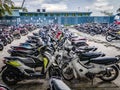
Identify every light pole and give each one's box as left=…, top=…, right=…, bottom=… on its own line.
left=21, top=0, right=25, bottom=8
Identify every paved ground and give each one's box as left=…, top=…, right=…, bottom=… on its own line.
left=0, top=28, right=120, bottom=90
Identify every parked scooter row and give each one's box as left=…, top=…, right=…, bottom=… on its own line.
left=0, top=24, right=120, bottom=90
left=0, top=24, right=37, bottom=51
left=74, top=23, right=120, bottom=42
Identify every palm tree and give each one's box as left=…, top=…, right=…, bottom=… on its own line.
left=0, top=0, right=14, bottom=16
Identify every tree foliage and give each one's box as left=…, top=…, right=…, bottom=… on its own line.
left=11, top=6, right=28, bottom=12
left=0, top=0, right=14, bottom=16
left=100, top=11, right=113, bottom=16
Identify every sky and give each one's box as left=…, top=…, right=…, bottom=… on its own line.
left=12, top=0, right=120, bottom=16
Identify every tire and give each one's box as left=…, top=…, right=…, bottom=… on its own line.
left=1, top=67, right=19, bottom=85
left=48, top=66, right=61, bottom=78
left=61, top=64, right=74, bottom=81
left=9, top=35, right=14, bottom=42
left=99, top=66, right=119, bottom=82
left=0, top=44, right=3, bottom=51
left=16, top=34, right=21, bottom=39
left=106, top=35, right=114, bottom=42
left=3, top=41, right=7, bottom=46
left=0, top=84, right=10, bottom=90
left=7, top=38, right=12, bottom=44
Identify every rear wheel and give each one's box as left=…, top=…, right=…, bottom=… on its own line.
left=99, top=66, right=119, bottom=82
left=61, top=64, right=74, bottom=81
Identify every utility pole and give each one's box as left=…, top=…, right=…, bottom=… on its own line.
left=21, top=0, right=25, bottom=8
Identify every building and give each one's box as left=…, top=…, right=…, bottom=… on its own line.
left=0, top=9, right=115, bottom=25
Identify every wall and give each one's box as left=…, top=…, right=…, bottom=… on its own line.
left=0, top=16, right=115, bottom=25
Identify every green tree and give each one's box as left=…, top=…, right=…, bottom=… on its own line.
left=0, top=0, right=14, bottom=16
left=11, top=6, right=28, bottom=12
left=100, top=11, right=113, bottom=16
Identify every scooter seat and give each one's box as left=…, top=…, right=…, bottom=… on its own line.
left=28, top=36, right=40, bottom=40
left=78, top=46, right=97, bottom=52
left=51, top=78, right=71, bottom=90
left=10, top=49, right=39, bottom=57
left=90, top=57, right=118, bottom=65
left=11, top=46, right=35, bottom=50
left=81, top=52, right=105, bottom=59
left=72, top=42, right=87, bottom=47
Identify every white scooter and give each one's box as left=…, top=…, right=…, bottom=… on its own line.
left=62, top=46, right=120, bottom=82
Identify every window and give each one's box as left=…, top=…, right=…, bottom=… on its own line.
left=56, top=13, right=60, bottom=16
left=39, top=13, right=43, bottom=16
left=65, top=13, right=69, bottom=16
left=45, top=14, right=48, bottom=16
left=79, top=13, right=82, bottom=16
left=7, top=20, right=10, bottom=22
left=50, top=13, right=54, bottom=16
left=72, top=13, right=76, bottom=16
left=25, top=14, right=28, bottom=16
left=35, top=13, right=38, bottom=16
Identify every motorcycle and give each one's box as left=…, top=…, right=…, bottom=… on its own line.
left=13, top=29, right=21, bottom=39
left=61, top=46, right=120, bottom=82
left=106, top=30, right=120, bottom=42
left=0, top=46, right=61, bottom=85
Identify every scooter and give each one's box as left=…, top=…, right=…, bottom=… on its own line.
left=106, top=30, right=120, bottom=42
left=61, top=46, right=120, bottom=82
left=0, top=46, right=61, bottom=85
left=48, top=77, right=71, bottom=90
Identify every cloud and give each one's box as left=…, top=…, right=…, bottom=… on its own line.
left=14, top=1, right=22, bottom=6
left=86, top=0, right=114, bottom=12
left=41, top=3, right=68, bottom=11
left=96, top=5, right=114, bottom=11
left=13, top=0, right=44, bottom=7
left=94, top=2, right=109, bottom=7
left=43, top=0, right=64, bottom=4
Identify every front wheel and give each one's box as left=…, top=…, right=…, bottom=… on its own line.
left=61, top=64, right=74, bottom=81
left=48, top=66, right=61, bottom=78
left=99, top=66, right=119, bottom=82
left=0, top=44, right=3, bottom=51
left=1, top=67, right=19, bottom=85
left=106, top=35, right=114, bottom=42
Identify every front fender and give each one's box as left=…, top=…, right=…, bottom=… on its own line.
left=115, top=64, right=120, bottom=70
left=0, top=65, right=7, bottom=73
